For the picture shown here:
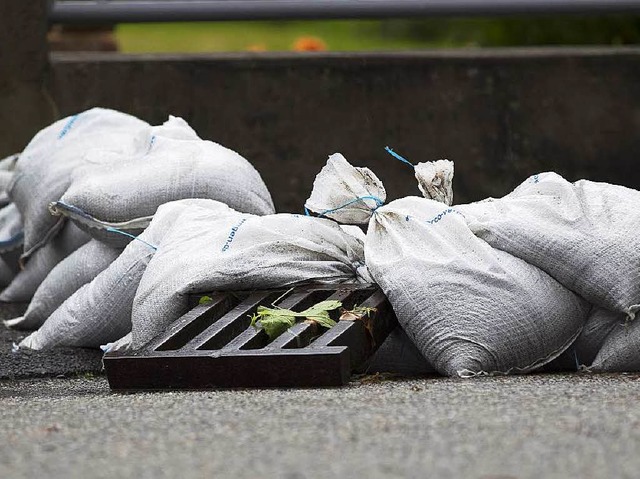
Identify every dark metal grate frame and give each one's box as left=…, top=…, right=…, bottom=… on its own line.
left=104, top=283, right=397, bottom=390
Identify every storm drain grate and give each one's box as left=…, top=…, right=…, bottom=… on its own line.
left=104, top=283, right=397, bottom=390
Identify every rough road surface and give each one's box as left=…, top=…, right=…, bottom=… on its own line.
left=1, top=373, right=639, bottom=479
left=0, top=320, right=103, bottom=380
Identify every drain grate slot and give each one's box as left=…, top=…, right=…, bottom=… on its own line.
left=192, top=291, right=281, bottom=351
left=154, top=292, right=241, bottom=351
left=104, top=284, right=397, bottom=390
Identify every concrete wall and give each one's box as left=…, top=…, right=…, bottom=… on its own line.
left=0, top=0, right=57, bottom=158
left=48, top=48, right=640, bottom=212
left=50, top=48, right=640, bottom=211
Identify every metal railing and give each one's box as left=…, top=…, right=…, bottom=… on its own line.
left=49, top=0, right=640, bottom=24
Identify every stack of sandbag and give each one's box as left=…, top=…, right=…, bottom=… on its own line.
left=48, top=115, right=275, bottom=245
left=1, top=108, right=150, bottom=304
left=8, top=108, right=275, bottom=341
left=547, top=307, right=639, bottom=373
left=456, top=172, right=640, bottom=319
left=452, top=173, right=640, bottom=372
left=305, top=153, right=590, bottom=377
left=20, top=198, right=372, bottom=350
left=5, top=240, right=121, bottom=330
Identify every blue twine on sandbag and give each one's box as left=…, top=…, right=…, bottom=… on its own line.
left=53, top=201, right=94, bottom=222
left=305, top=195, right=384, bottom=218
left=106, top=227, right=158, bottom=251
left=385, top=146, right=414, bottom=169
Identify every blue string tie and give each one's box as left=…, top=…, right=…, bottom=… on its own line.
left=106, top=227, right=158, bottom=251
left=385, top=146, right=414, bottom=169
left=305, top=195, right=384, bottom=218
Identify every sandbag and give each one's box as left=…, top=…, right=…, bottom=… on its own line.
left=131, top=200, right=372, bottom=348
left=0, top=153, right=19, bottom=171
left=571, top=307, right=621, bottom=367
left=306, top=154, right=589, bottom=377
left=0, top=154, right=18, bottom=208
left=0, top=221, right=90, bottom=303
left=541, top=306, right=619, bottom=371
left=0, top=256, right=14, bottom=288
left=9, top=108, right=150, bottom=261
left=50, top=116, right=275, bottom=247
left=455, top=172, right=640, bottom=318
left=101, top=332, right=132, bottom=354
left=4, top=240, right=121, bottom=330
left=0, top=204, right=24, bottom=272
left=365, top=327, right=436, bottom=376
left=369, top=197, right=589, bottom=377
left=590, top=314, right=640, bottom=372
left=0, top=171, right=14, bottom=208
left=19, top=200, right=230, bottom=350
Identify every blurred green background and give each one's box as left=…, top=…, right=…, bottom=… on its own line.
left=116, top=15, right=640, bottom=52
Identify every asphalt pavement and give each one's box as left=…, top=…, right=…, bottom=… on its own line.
left=0, top=315, right=103, bottom=380
left=1, top=373, right=639, bottom=479
left=1, top=305, right=638, bottom=479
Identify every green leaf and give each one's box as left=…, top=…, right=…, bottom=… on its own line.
left=250, top=300, right=342, bottom=340
left=199, top=295, right=213, bottom=305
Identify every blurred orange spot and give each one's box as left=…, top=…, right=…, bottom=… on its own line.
left=292, top=36, right=327, bottom=51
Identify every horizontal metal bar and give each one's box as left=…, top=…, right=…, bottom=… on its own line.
left=49, top=0, right=640, bottom=24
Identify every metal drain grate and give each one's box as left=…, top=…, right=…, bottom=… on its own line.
left=104, top=283, right=397, bottom=390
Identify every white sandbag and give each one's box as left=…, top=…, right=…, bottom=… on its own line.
left=19, top=200, right=229, bottom=350
left=455, top=172, right=640, bottom=318
left=0, top=204, right=24, bottom=277
left=365, top=327, right=436, bottom=376
left=591, top=318, right=640, bottom=372
left=0, top=153, right=17, bottom=206
left=541, top=306, right=621, bottom=371
left=0, top=171, right=14, bottom=207
left=368, top=197, right=589, bottom=377
left=101, top=332, right=132, bottom=354
left=131, top=200, right=372, bottom=348
left=0, top=221, right=90, bottom=303
left=414, top=160, right=454, bottom=206
left=0, top=203, right=23, bottom=254
left=0, top=153, right=18, bottom=171
left=4, top=240, right=121, bottom=330
left=305, top=153, right=386, bottom=225
left=9, top=108, right=150, bottom=260
left=306, top=154, right=589, bottom=377
left=0, top=256, right=14, bottom=288
left=572, top=307, right=622, bottom=367
left=50, top=116, right=275, bottom=247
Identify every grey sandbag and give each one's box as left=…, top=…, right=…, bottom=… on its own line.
left=0, top=171, right=14, bottom=208
left=572, top=307, right=622, bottom=367
left=590, top=314, right=640, bottom=372
left=0, top=203, right=24, bottom=254
left=18, top=200, right=220, bottom=350
left=50, top=116, right=275, bottom=247
left=0, top=256, right=14, bottom=288
left=502, top=306, right=622, bottom=372
left=9, top=108, right=150, bottom=261
left=365, top=327, right=436, bottom=376
left=0, top=221, right=90, bottom=303
left=306, top=154, right=590, bottom=377
left=131, top=199, right=372, bottom=348
left=0, top=203, right=23, bottom=275
left=456, top=172, right=640, bottom=318
left=0, top=154, right=19, bottom=207
left=4, top=240, right=121, bottom=330
left=367, top=197, right=589, bottom=377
